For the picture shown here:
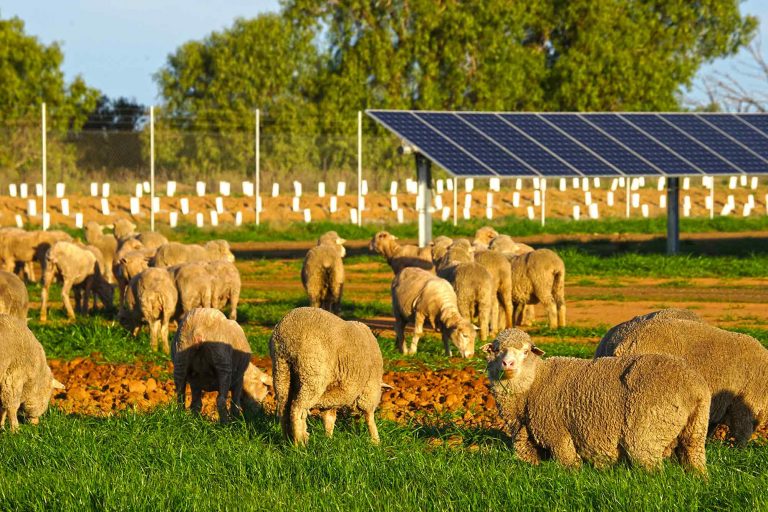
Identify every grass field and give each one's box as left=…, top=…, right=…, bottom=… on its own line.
left=1, top=226, right=768, bottom=510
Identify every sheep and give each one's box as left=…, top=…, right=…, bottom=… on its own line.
left=135, top=232, right=169, bottom=250
left=118, top=267, right=178, bottom=353
left=489, top=235, right=535, bottom=257
left=507, top=249, right=566, bottom=328
left=483, top=329, right=710, bottom=474
left=594, top=310, right=768, bottom=445
left=270, top=307, right=386, bottom=445
left=369, top=231, right=432, bottom=273
left=0, top=270, right=28, bottom=321
left=0, top=314, right=65, bottom=432
left=474, top=250, right=514, bottom=333
left=436, top=249, right=493, bottom=341
left=0, top=230, right=72, bottom=282
left=169, top=262, right=213, bottom=319
left=114, top=249, right=153, bottom=307
left=301, top=232, right=346, bottom=314
left=115, top=237, right=146, bottom=260
left=206, top=260, right=241, bottom=320
left=472, top=226, right=499, bottom=251
left=173, top=308, right=267, bottom=422
left=84, top=222, right=118, bottom=284
left=152, top=240, right=235, bottom=267
left=391, top=267, right=477, bottom=358
left=430, top=235, right=454, bottom=265
left=0, top=228, right=32, bottom=279
left=113, top=219, right=137, bottom=241
left=39, top=241, right=114, bottom=322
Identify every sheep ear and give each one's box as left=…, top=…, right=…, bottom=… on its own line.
left=472, top=324, right=480, bottom=331
left=391, top=235, right=398, bottom=240
left=531, top=345, right=545, bottom=356
left=52, top=378, right=65, bottom=390
left=480, top=343, right=495, bottom=355
left=337, top=238, right=346, bottom=245
left=381, top=382, right=393, bottom=390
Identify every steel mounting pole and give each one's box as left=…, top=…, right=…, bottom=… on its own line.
left=667, top=177, right=680, bottom=255
left=416, top=154, right=432, bottom=247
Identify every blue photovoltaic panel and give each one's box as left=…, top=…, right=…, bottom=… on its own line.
left=541, top=114, right=660, bottom=176
left=586, top=114, right=702, bottom=175
left=501, top=114, right=621, bottom=176
left=661, top=115, right=768, bottom=173
left=368, top=111, right=496, bottom=176
left=458, top=113, right=580, bottom=176
left=366, top=110, right=768, bottom=178
left=417, top=113, right=532, bottom=175
left=703, top=114, right=768, bottom=162
left=622, top=114, right=742, bottom=174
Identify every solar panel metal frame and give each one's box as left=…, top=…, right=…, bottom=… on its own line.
left=366, top=110, right=768, bottom=178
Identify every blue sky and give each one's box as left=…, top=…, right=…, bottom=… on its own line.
left=2, top=0, right=767, bottom=108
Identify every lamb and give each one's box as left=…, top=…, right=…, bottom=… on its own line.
left=391, top=267, right=477, bottom=358
left=114, top=249, right=152, bottom=306
left=474, top=249, right=514, bottom=333
left=40, top=241, right=114, bottom=322
left=472, top=226, right=499, bottom=251
left=118, top=267, right=178, bottom=353
left=84, top=222, right=118, bottom=283
left=483, top=329, right=710, bottom=474
left=206, top=260, right=241, bottom=320
left=301, top=232, right=346, bottom=314
left=369, top=231, right=432, bottom=273
left=270, top=307, right=386, bottom=445
left=436, top=249, right=493, bottom=341
left=152, top=240, right=235, bottom=267
left=173, top=308, right=268, bottom=422
left=507, top=249, right=566, bottom=328
left=594, top=310, right=768, bottom=445
left=0, top=270, right=28, bottom=320
left=489, top=235, right=535, bottom=256
left=169, top=262, right=213, bottom=319
left=0, top=314, right=65, bottom=432
left=0, top=230, right=72, bottom=282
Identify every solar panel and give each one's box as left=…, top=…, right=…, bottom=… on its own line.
left=366, top=110, right=768, bottom=178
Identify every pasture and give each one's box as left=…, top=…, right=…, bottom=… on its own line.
left=1, top=221, right=768, bottom=510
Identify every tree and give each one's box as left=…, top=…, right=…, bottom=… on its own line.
left=0, top=16, right=100, bottom=179
left=83, top=96, right=146, bottom=131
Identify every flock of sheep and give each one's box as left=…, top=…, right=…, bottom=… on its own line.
left=0, top=221, right=766, bottom=478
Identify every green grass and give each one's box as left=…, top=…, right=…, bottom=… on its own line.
left=0, top=407, right=766, bottom=511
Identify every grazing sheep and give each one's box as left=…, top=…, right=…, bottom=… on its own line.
left=0, top=270, right=28, bottom=321
left=169, top=262, right=213, bottom=319
left=40, top=242, right=114, bottom=322
left=113, top=219, right=137, bottom=241
left=472, top=226, right=499, bottom=251
left=474, top=250, right=514, bottom=333
left=206, top=260, right=241, bottom=320
left=430, top=236, right=454, bottom=265
left=135, top=232, right=169, bottom=251
left=391, top=267, right=477, bottom=358
left=301, top=232, right=346, bottom=314
left=114, top=249, right=153, bottom=307
left=173, top=308, right=264, bottom=422
left=594, top=310, right=768, bottom=445
left=270, top=307, right=386, bottom=445
left=152, top=240, right=235, bottom=267
left=437, top=252, right=493, bottom=341
left=0, top=314, right=65, bottom=432
left=484, top=329, right=710, bottom=474
left=507, top=249, right=566, bottom=328
left=489, top=235, right=535, bottom=257
left=0, top=230, right=72, bottom=282
left=369, top=231, right=432, bottom=273
left=118, top=267, right=178, bottom=353
left=84, top=222, right=118, bottom=284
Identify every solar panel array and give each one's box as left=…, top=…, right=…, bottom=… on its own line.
left=366, top=111, right=768, bottom=178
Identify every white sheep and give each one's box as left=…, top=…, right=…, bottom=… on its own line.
left=507, top=249, right=566, bottom=328
left=118, top=267, right=178, bottom=353
left=0, top=270, right=29, bottom=320
left=152, top=240, right=235, bottom=267
left=301, top=231, right=346, bottom=314
left=206, top=260, right=241, bottom=320
left=369, top=231, right=432, bottom=274
left=270, top=307, right=386, bottom=445
left=84, top=222, right=118, bottom=284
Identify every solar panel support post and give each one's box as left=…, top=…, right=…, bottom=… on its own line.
left=625, top=179, right=630, bottom=218
left=415, top=154, right=432, bottom=247
left=541, top=179, right=546, bottom=226
left=452, top=177, right=458, bottom=226
left=709, top=178, right=714, bottom=220
left=667, top=177, right=680, bottom=255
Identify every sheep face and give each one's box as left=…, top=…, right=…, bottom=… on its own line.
left=483, top=329, right=544, bottom=382
left=369, top=231, right=394, bottom=253
left=446, top=319, right=477, bottom=359
left=242, top=363, right=272, bottom=403
left=23, top=373, right=65, bottom=419
left=474, top=226, right=499, bottom=246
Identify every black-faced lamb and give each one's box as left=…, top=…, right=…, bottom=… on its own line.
left=0, top=270, right=29, bottom=320
left=0, top=314, right=65, bottom=432
left=118, top=267, right=178, bottom=353
left=301, top=231, right=346, bottom=314
left=484, top=329, right=710, bottom=474
left=391, top=267, right=477, bottom=358
left=269, top=307, right=386, bottom=445
left=594, top=310, right=768, bottom=445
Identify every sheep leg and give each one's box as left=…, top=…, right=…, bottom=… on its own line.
left=1, top=381, right=22, bottom=432
left=40, top=285, right=49, bottom=322
left=26, top=261, right=37, bottom=282
left=522, top=305, right=536, bottom=326
left=290, top=384, right=325, bottom=447
left=490, top=300, right=500, bottom=335
left=332, top=284, right=343, bottom=315
left=160, top=317, right=171, bottom=355
left=513, top=426, right=543, bottom=465
left=83, top=280, right=93, bottom=316
left=210, top=348, right=233, bottom=424
left=550, top=438, right=582, bottom=469
left=409, top=311, right=426, bottom=355
left=322, top=409, right=337, bottom=437
left=229, top=377, right=245, bottom=419
left=73, top=287, right=83, bottom=314
left=61, top=281, right=76, bottom=320
left=675, top=401, right=710, bottom=475
left=394, top=316, right=407, bottom=354
left=364, top=408, right=380, bottom=445
left=229, top=291, right=239, bottom=321
left=478, top=302, right=490, bottom=342
left=148, top=319, right=160, bottom=352
left=544, top=300, right=558, bottom=329
left=0, top=407, right=5, bottom=429
left=272, top=358, right=292, bottom=440
left=512, top=302, right=525, bottom=327
left=190, top=385, right=203, bottom=415
left=6, top=401, right=20, bottom=433
left=502, top=293, right=514, bottom=330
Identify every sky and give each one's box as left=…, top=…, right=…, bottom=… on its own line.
left=2, top=0, right=767, bottom=108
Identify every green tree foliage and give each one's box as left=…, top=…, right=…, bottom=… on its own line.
left=0, top=16, right=100, bottom=179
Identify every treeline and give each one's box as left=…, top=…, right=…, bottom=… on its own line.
left=0, top=2, right=758, bottom=187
